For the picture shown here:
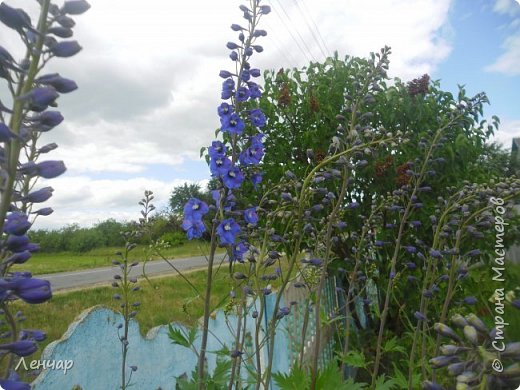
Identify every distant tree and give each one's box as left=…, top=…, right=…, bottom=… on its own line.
left=168, top=183, right=211, bottom=215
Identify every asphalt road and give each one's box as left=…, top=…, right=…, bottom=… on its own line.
left=38, top=254, right=226, bottom=291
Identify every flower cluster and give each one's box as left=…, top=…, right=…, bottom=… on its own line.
left=0, top=0, right=89, bottom=386
left=424, top=313, right=520, bottom=389
left=182, top=1, right=270, bottom=249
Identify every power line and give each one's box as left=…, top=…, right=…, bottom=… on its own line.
left=292, top=0, right=329, bottom=58
left=299, top=0, right=332, bottom=57
left=269, top=0, right=317, bottom=62
left=263, top=18, right=298, bottom=67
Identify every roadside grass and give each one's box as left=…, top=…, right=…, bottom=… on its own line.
left=11, top=240, right=218, bottom=275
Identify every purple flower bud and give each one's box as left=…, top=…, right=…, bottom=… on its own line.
left=0, top=340, right=37, bottom=357
left=405, top=246, right=416, bottom=253
left=48, top=26, right=74, bottom=38
left=36, top=74, right=77, bottom=93
left=50, top=41, right=82, bottom=57
left=465, top=313, right=487, bottom=333
left=463, top=325, right=478, bottom=346
left=31, top=207, right=53, bottom=216
left=259, top=5, right=271, bottom=14
left=19, top=329, right=46, bottom=342
left=5, top=251, right=32, bottom=265
left=512, top=300, right=520, bottom=310
left=219, top=70, right=233, bottom=78
left=434, top=323, right=462, bottom=342
left=439, top=344, right=465, bottom=356
left=415, top=311, right=427, bottom=322
left=35, top=160, right=66, bottom=179
left=406, top=262, right=417, bottom=270
left=422, top=381, right=443, bottom=390
left=231, top=23, right=244, bottom=31
left=19, top=87, right=59, bottom=112
left=35, top=111, right=64, bottom=131
left=429, top=249, right=442, bottom=259
left=0, top=124, right=17, bottom=143
left=62, top=0, right=91, bottom=15
left=6, top=276, right=52, bottom=304
left=407, top=275, right=417, bottom=283
left=56, top=14, right=75, bottom=28
left=4, top=212, right=31, bottom=236
left=447, top=361, right=466, bottom=376
left=226, top=42, right=240, bottom=50
left=463, top=296, right=477, bottom=305
left=0, top=3, right=34, bottom=32
left=25, top=186, right=54, bottom=203
left=429, top=355, right=458, bottom=368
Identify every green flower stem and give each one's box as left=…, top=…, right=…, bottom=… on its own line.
left=370, top=119, right=454, bottom=388
left=0, top=0, right=51, bottom=235
left=310, top=166, right=348, bottom=389
left=197, top=220, right=219, bottom=389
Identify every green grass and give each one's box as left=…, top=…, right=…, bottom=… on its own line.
left=11, top=240, right=219, bottom=275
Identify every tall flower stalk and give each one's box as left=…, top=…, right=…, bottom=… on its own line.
left=0, top=1, right=89, bottom=387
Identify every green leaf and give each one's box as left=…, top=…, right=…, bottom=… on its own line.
left=383, top=337, right=407, bottom=355
left=168, top=324, right=191, bottom=348
left=339, top=350, right=368, bottom=368
left=273, top=366, right=309, bottom=389
left=374, top=375, right=399, bottom=390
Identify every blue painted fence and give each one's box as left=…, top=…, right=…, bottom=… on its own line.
left=29, top=279, right=347, bottom=389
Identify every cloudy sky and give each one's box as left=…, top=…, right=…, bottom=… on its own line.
left=1, top=0, right=519, bottom=229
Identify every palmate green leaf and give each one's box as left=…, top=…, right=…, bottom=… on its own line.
left=168, top=324, right=191, bottom=348
left=391, top=363, right=421, bottom=389
left=383, top=336, right=407, bottom=355
left=316, top=365, right=367, bottom=390
left=273, top=365, right=309, bottom=389
left=339, top=350, right=368, bottom=368
left=374, top=375, right=399, bottom=390
left=211, top=356, right=232, bottom=385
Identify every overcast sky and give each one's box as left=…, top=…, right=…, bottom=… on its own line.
left=1, top=0, right=519, bottom=229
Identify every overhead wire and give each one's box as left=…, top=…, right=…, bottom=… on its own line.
left=299, top=0, right=332, bottom=57
left=292, top=0, right=329, bottom=59
left=267, top=0, right=317, bottom=63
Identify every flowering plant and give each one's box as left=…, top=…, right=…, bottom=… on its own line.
left=0, top=0, right=89, bottom=387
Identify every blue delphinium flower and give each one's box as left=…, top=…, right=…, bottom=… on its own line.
left=210, top=155, right=232, bottom=177
left=217, top=218, right=241, bottom=245
left=244, top=207, right=259, bottom=225
left=249, top=108, right=266, bottom=128
left=181, top=198, right=209, bottom=240
left=221, top=112, right=245, bottom=134
left=223, top=167, right=245, bottom=189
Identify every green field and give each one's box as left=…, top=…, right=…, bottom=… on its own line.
left=11, top=240, right=218, bottom=275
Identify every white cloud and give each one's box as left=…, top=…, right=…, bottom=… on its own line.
left=486, top=34, right=520, bottom=75
left=1, top=0, right=458, bottom=227
left=491, top=118, right=520, bottom=148
left=493, top=0, right=520, bottom=16
left=486, top=0, right=520, bottom=75
left=32, top=176, right=209, bottom=229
